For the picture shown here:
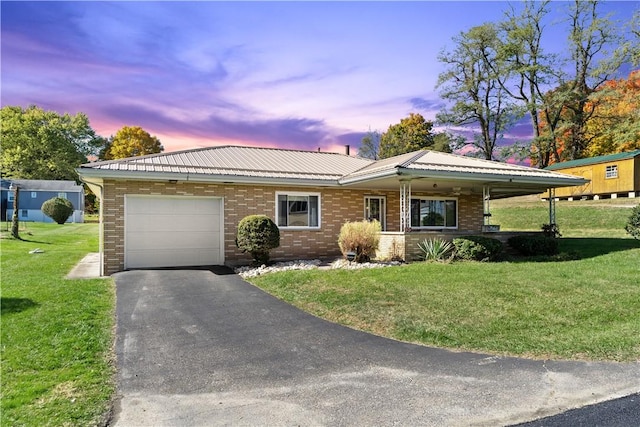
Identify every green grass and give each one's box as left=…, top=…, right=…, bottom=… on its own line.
left=1, top=223, right=115, bottom=427
left=251, top=200, right=640, bottom=362
left=491, top=196, right=638, bottom=237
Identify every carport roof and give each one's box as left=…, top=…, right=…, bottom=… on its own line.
left=78, top=145, right=588, bottom=190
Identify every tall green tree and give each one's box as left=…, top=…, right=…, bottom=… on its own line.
left=436, top=24, right=519, bottom=160
left=530, top=0, right=631, bottom=165
left=0, top=105, right=99, bottom=181
left=99, top=126, right=163, bottom=160
left=378, top=113, right=442, bottom=159
left=497, top=0, right=560, bottom=167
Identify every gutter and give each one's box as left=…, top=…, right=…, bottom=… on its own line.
left=75, top=168, right=342, bottom=188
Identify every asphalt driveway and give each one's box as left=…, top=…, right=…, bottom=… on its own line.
left=111, top=269, right=640, bottom=426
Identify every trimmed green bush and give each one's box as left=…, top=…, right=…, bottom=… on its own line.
left=508, top=235, right=559, bottom=256
left=625, top=204, right=640, bottom=240
left=41, top=197, right=74, bottom=224
left=236, top=215, right=280, bottom=265
left=417, top=238, right=454, bottom=262
left=338, top=220, right=381, bottom=263
left=452, top=236, right=502, bottom=262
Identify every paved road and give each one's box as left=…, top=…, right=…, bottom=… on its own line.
left=111, top=269, right=640, bottom=426
left=514, top=393, right=640, bottom=427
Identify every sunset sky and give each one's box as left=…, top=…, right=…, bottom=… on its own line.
left=2, top=1, right=638, bottom=155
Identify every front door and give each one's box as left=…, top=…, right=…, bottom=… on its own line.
left=364, top=196, right=386, bottom=231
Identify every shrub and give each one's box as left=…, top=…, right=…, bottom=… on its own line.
left=236, top=215, right=280, bottom=265
left=338, top=220, right=381, bottom=263
left=508, top=235, right=559, bottom=256
left=417, top=238, right=454, bottom=262
left=541, top=223, right=562, bottom=238
left=41, top=197, right=74, bottom=224
left=625, top=204, right=640, bottom=240
left=452, top=236, right=502, bottom=262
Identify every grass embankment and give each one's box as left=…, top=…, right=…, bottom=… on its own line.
left=252, top=199, right=640, bottom=361
left=1, top=223, right=114, bottom=426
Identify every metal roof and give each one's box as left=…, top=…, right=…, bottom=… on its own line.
left=545, top=150, right=640, bottom=170
left=78, top=145, right=587, bottom=188
left=340, top=150, right=586, bottom=185
left=80, top=145, right=373, bottom=182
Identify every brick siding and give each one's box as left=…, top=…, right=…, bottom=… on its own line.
left=100, top=180, right=485, bottom=275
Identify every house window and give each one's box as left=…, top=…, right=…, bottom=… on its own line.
left=8, top=192, right=14, bottom=202
left=364, top=196, right=386, bottom=231
left=21, top=209, right=28, bottom=218
left=276, top=192, right=320, bottom=228
left=58, top=192, right=68, bottom=199
left=605, top=165, right=618, bottom=179
left=410, top=198, right=457, bottom=229
left=31, top=192, right=37, bottom=198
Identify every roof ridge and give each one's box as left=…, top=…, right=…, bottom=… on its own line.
left=399, top=150, right=431, bottom=167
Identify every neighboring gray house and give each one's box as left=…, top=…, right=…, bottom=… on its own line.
left=1, top=179, right=84, bottom=223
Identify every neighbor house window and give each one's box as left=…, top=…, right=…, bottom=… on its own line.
left=276, top=192, right=320, bottom=228
left=21, top=209, right=28, bottom=218
left=410, top=198, right=457, bottom=229
left=31, top=192, right=37, bottom=198
left=605, top=165, right=618, bottom=179
left=58, top=192, right=67, bottom=199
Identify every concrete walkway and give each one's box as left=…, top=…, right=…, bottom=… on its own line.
left=66, top=252, right=102, bottom=279
left=110, top=269, right=640, bottom=426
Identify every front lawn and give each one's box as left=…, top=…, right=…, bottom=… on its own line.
left=1, top=223, right=114, bottom=426
left=251, top=200, right=640, bottom=362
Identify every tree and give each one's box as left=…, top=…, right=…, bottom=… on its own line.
left=436, top=24, right=519, bottom=160
left=497, top=0, right=561, bottom=167
left=10, top=185, right=20, bottom=239
left=358, top=128, right=381, bottom=160
left=378, top=113, right=441, bottom=159
left=584, top=70, right=640, bottom=156
left=0, top=106, right=99, bottom=181
left=100, top=126, right=163, bottom=160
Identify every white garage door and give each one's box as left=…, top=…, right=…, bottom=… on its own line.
left=125, top=195, right=224, bottom=269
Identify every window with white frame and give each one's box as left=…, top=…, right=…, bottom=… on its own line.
left=605, top=165, right=618, bottom=179
left=410, top=198, right=457, bottom=228
left=31, top=192, right=37, bottom=198
left=58, top=192, right=68, bottom=199
left=276, top=192, right=320, bottom=228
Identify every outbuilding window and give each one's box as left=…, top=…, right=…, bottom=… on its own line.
left=605, top=165, right=618, bottom=179
left=276, top=192, right=320, bottom=229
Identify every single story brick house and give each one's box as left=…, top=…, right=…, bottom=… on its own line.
left=77, top=145, right=587, bottom=276
left=1, top=179, right=84, bottom=223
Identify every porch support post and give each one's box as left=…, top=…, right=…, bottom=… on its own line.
left=548, top=187, right=556, bottom=225
left=399, top=179, right=412, bottom=232
left=483, top=185, right=491, bottom=226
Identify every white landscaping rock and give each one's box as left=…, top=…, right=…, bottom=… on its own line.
left=236, top=258, right=401, bottom=278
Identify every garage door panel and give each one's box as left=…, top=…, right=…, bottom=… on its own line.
left=126, top=231, right=221, bottom=251
left=126, top=249, right=222, bottom=269
left=125, top=196, right=224, bottom=268
left=127, top=215, right=220, bottom=233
